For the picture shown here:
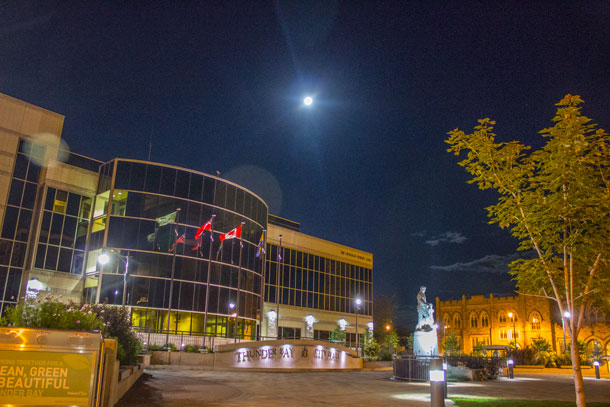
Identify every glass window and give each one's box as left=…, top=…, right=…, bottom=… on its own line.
left=114, top=161, right=131, bottom=190
left=34, top=244, right=45, bottom=269
left=66, top=193, right=81, bottom=216
left=15, top=209, right=32, bottom=242
left=2, top=206, right=19, bottom=239
left=10, top=242, right=26, bottom=267
left=175, top=170, right=190, bottom=199
left=44, top=246, right=59, bottom=270
left=215, top=182, right=227, bottom=208
left=45, top=188, right=56, bottom=210
left=71, top=251, right=84, bottom=274
left=61, top=216, right=77, bottom=247
left=236, top=189, right=245, bottom=214
left=125, top=192, right=143, bottom=217
left=129, top=163, right=146, bottom=191
left=49, top=214, right=63, bottom=245
left=21, top=182, right=37, bottom=209
left=13, top=154, right=28, bottom=179
left=26, top=161, right=40, bottom=183
left=160, top=167, right=176, bottom=196
left=203, top=177, right=215, bottom=203
left=8, top=179, right=24, bottom=206
left=189, top=174, right=203, bottom=201
left=57, top=248, right=72, bottom=273
left=144, top=165, right=161, bottom=193
left=54, top=190, right=68, bottom=213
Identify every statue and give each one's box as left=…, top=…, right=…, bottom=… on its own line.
left=413, top=286, right=439, bottom=356
left=416, top=286, right=435, bottom=331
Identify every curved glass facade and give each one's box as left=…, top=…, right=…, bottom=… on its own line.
left=85, top=159, right=267, bottom=339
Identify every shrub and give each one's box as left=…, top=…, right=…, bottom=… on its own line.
left=4, top=295, right=141, bottom=366
left=378, top=348, right=393, bottom=361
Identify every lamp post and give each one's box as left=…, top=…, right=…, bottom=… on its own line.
left=508, top=312, right=517, bottom=348
left=228, top=302, right=236, bottom=339
left=355, top=298, right=362, bottom=356
left=98, top=249, right=130, bottom=310
left=562, top=311, right=570, bottom=353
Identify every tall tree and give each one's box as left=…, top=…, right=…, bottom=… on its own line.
left=446, top=95, right=610, bottom=407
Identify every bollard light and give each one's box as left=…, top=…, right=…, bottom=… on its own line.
left=430, top=358, right=445, bottom=407
left=507, top=359, right=514, bottom=379
left=442, top=362, right=448, bottom=399
left=594, top=361, right=600, bottom=379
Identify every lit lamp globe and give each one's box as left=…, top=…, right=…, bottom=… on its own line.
left=98, top=252, right=110, bottom=265
left=303, top=96, right=313, bottom=106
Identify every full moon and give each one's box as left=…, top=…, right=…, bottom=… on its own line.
left=303, top=96, right=313, bottom=106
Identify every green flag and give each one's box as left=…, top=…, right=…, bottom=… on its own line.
left=156, top=211, right=177, bottom=227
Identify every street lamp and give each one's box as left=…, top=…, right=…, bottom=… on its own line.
left=355, top=298, right=362, bottom=356
left=508, top=312, right=517, bottom=348
left=98, top=249, right=130, bottom=309
left=303, top=96, right=313, bottom=106
left=562, top=311, right=570, bottom=353
left=228, top=302, right=236, bottom=338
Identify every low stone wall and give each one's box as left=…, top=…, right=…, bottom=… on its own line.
left=101, top=339, right=144, bottom=407
left=149, top=340, right=362, bottom=370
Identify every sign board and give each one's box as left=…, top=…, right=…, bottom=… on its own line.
left=215, top=339, right=362, bottom=370
left=0, top=328, right=102, bottom=407
left=0, top=351, right=95, bottom=406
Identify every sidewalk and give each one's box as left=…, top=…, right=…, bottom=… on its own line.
left=515, top=365, right=610, bottom=378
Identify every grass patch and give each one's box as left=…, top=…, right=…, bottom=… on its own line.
left=450, top=398, right=610, bottom=407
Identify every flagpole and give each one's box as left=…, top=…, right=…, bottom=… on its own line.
left=234, top=221, right=245, bottom=342
left=203, top=214, right=216, bottom=345
left=165, top=207, right=181, bottom=347
left=276, top=234, right=282, bottom=339
left=258, top=229, right=266, bottom=340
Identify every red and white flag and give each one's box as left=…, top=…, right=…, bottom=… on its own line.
left=194, top=217, right=214, bottom=240
left=219, top=225, right=242, bottom=242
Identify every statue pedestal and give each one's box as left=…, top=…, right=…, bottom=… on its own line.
left=413, top=327, right=439, bottom=357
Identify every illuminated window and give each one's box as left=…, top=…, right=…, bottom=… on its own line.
left=53, top=190, right=68, bottom=213
left=500, top=330, right=508, bottom=340
left=481, top=313, right=489, bottom=327
left=531, top=313, right=541, bottom=330
left=470, top=314, right=478, bottom=328
left=453, top=314, right=461, bottom=329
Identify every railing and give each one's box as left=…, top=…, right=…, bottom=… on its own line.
left=133, top=329, right=357, bottom=351
left=393, top=356, right=432, bottom=382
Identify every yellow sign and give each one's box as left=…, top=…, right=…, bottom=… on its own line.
left=0, top=350, right=95, bottom=406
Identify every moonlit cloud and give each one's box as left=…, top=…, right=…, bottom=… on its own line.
left=415, top=231, right=467, bottom=246
left=430, top=252, right=533, bottom=274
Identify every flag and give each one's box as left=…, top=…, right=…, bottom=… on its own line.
left=219, top=225, right=242, bottom=242
left=216, top=225, right=242, bottom=259
left=256, top=232, right=265, bottom=257
left=194, top=217, right=214, bottom=240
left=156, top=211, right=177, bottom=227
left=169, top=233, right=185, bottom=252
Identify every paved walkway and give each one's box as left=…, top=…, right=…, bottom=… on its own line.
left=117, top=369, right=610, bottom=407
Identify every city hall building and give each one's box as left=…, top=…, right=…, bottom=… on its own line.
left=436, top=294, right=610, bottom=358
left=0, top=93, right=373, bottom=345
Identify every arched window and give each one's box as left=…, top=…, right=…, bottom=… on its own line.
left=508, top=312, right=518, bottom=323
left=443, top=313, right=451, bottom=327
left=530, top=312, right=541, bottom=330
left=499, top=312, right=507, bottom=323
left=453, top=313, right=461, bottom=329
left=481, top=312, right=489, bottom=328
left=470, top=313, right=478, bottom=328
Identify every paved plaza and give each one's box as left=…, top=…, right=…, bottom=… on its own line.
left=117, top=368, right=610, bottom=407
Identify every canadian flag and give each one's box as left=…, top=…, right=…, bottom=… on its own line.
left=220, top=225, right=242, bottom=242
left=194, top=217, right=214, bottom=240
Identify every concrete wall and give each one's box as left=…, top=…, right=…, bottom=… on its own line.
left=150, top=339, right=363, bottom=370
left=101, top=339, right=144, bottom=407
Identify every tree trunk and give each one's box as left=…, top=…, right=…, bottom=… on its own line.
left=570, top=336, right=586, bottom=407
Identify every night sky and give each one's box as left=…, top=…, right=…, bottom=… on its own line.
left=2, top=2, right=610, bottom=327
